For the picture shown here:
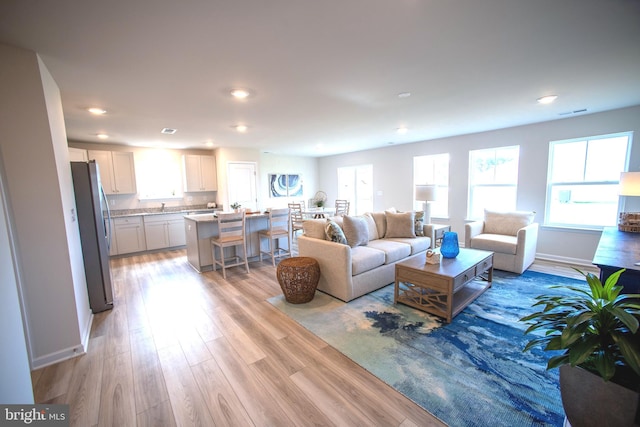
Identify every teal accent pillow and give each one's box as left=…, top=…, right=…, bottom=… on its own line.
left=414, top=211, right=425, bottom=236
left=325, top=219, right=347, bottom=245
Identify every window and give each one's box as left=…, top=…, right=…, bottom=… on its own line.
left=468, top=146, right=520, bottom=219
left=337, top=165, right=373, bottom=215
left=413, top=153, right=449, bottom=218
left=136, top=149, right=183, bottom=199
left=546, top=132, right=631, bottom=228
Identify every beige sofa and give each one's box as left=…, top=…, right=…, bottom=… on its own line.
left=297, top=211, right=433, bottom=302
left=464, top=209, right=538, bottom=274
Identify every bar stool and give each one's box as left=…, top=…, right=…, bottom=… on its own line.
left=258, top=208, right=291, bottom=266
left=211, top=211, right=249, bottom=279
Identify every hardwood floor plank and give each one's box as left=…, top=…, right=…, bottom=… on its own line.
left=157, top=345, right=214, bottom=426
left=206, top=337, right=294, bottom=426
left=129, top=329, right=170, bottom=414
left=210, top=311, right=266, bottom=365
left=65, top=335, right=105, bottom=427
left=98, top=351, right=137, bottom=427
left=33, top=356, right=78, bottom=402
left=191, top=359, right=255, bottom=427
left=136, top=401, right=176, bottom=427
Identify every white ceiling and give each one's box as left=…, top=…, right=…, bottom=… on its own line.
left=1, top=0, right=640, bottom=157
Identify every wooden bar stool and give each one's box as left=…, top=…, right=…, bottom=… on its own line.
left=211, top=211, right=249, bottom=279
left=259, top=208, right=291, bottom=266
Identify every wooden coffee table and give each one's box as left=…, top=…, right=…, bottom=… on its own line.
left=394, top=248, right=493, bottom=322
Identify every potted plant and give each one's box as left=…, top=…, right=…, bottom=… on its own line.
left=230, top=202, right=241, bottom=212
left=315, top=199, right=324, bottom=208
left=520, top=268, right=640, bottom=426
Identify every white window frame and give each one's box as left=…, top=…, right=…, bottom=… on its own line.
left=467, top=145, right=520, bottom=220
left=413, top=153, right=449, bottom=219
left=545, top=132, right=632, bottom=230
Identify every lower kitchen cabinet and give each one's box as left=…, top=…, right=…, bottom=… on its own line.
left=144, top=213, right=186, bottom=250
left=113, top=216, right=146, bottom=254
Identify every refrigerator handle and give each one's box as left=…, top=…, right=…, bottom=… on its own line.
left=101, top=186, right=112, bottom=251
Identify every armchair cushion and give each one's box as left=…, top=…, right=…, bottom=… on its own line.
left=469, top=233, right=518, bottom=255
left=483, top=209, right=535, bottom=236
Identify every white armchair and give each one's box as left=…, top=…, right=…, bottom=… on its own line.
left=465, top=209, right=539, bottom=274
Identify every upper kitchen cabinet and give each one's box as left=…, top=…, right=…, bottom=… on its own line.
left=88, top=150, right=137, bottom=195
left=183, top=154, right=217, bottom=192
left=68, top=147, right=88, bottom=162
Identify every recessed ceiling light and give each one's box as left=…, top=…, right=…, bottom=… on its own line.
left=205, top=141, right=214, bottom=147
left=537, top=95, right=558, bottom=104
left=96, top=133, right=109, bottom=139
left=87, top=107, right=107, bottom=115
left=398, top=92, right=411, bottom=98
left=234, top=124, right=248, bottom=133
left=396, top=127, right=409, bottom=134
left=230, top=88, right=252, bottom=99
left=161, top=128, right=177, bottom=135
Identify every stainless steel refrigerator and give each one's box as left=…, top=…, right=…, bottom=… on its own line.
left=71, top=160, right=114, bottom=313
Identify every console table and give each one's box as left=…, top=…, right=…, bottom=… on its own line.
left=592, top=226, right=640, bottom=293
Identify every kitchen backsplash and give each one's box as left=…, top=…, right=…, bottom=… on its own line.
left=105, top=192, right=217, bottom=211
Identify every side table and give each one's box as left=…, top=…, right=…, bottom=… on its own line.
left=276, top=257, right=320, bottom=303
left=430, top=224, right=451, bottom=248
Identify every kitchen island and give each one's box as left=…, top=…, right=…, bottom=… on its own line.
left=184, top=212, right=273, bottom=272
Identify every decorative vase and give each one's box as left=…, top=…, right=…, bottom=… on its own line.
left=440, top=231, right=459, bottom=258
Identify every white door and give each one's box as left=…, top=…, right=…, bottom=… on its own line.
left=227, top=162, right=257, bottom=212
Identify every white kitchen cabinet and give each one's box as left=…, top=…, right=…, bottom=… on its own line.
left=144, top=213, right=186, bottom=250
left=108, top=219, right=118, bottom=256
left=88, top=150, right=137, bottom=195
left=183, top=155, right=217, bottom=192
left=68, top=147, right=88, bottom=162
left=113, top=216, right=146, bottom=254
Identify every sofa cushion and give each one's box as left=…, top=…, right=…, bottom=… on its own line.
left=470, top=233, right=518, bottom=255
left=342, top=215, right=370, bottom=247
left=325, top=220, right=348, bottom=244
left=386, top=236, right=430, bottom=255
left=370, top=212, right=387, bottom=238
left=303, top=219, right=327, bottom=240
left=385, top=212, right=416, bottom=238
left=367, top=239, right=412, bottom=264
left=414, top=210, right=425, bottom=236
left=363, top=213, right=379, bottom=241
left=484, top=209, right=535, bottom=236
left=351, top=246, right=386, bottom=275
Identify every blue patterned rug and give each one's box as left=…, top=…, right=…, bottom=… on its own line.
left=268, top=270, right=581, bottom=427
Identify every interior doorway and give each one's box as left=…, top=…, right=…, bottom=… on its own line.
left=227, top=162, right=258, bottom=212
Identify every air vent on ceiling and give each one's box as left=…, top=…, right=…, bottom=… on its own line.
left=161, top=128, right=177, bottom=134
left=558, top=109, right=588, bottom=116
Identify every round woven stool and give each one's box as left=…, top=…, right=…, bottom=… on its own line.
left=276, top=257, right=320, bottom=304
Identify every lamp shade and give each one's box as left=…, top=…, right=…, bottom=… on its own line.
left=415, top=185, right=437, bottom=202
left=619, top=172, right=640, bottom=196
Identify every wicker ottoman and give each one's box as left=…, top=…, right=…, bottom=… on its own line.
left=276, top=257, right=320, bottom=303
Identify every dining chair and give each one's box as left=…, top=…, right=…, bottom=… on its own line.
left=258, top=208, right=291, bottom=266
left=288, top=203, right=305, bottom=237
left=210, top=211, right=249, bottom=279
left=335, top=199, right=350, bottom=216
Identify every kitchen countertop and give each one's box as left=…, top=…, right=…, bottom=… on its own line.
left=184, top=212, right=268, bottom=222
left=111, top=205, right=221, bottom=218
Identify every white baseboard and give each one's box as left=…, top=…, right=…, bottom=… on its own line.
left=534, top=253, right=595, bottom=269
left=31, top=343, right=86, bottom=370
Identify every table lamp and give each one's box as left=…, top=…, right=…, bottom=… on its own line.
left=415, top=185, right=437, bottom=224
left=618, top=171, right=640, bottom=233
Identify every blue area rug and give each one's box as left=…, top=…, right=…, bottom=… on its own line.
left=268, top=270, right=582, bottom=427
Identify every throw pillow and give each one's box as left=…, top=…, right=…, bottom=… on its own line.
left=385, top=212, right=416, bottom=238
left=483, top=209, right=535, bottom=236
left=363, top=213, right=379, bottom=240
left=342, top=215, right=370, bottom=247
left=325, top=219, right=348, bottom=244
left=302, top=219, right=327, bottom=240
left=414, top=210, right=425, bottom=236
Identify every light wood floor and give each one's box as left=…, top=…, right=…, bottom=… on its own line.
left=31, top=249, right=446, bottom=426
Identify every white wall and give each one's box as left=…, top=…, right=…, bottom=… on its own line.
left=0, top=43, right=91, bottom=368
left=318, top=105, right=640, bottom=265
left=0, top=158, right=34, bottom=403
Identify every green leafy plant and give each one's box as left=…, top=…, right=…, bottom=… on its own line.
left=520, top=268, right=640, bottom=385
left=315, top=200, right=324, bottom=208
left=230, top=202, right=241, bottom=209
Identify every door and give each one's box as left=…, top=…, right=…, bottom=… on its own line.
left=227, top=162, right=257, bottom=212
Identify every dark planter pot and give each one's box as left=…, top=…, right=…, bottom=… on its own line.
left=560, top=364, right=639, bottom=427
